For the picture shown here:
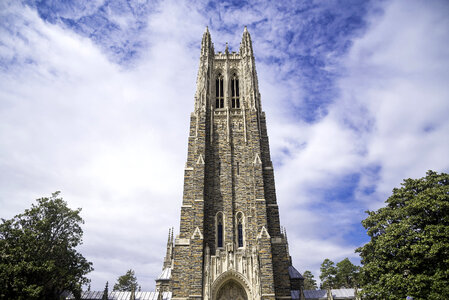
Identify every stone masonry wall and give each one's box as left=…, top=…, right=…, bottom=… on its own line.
left=170, top=28, right=295, bottom=300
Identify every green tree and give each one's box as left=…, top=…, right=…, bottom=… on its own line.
left=319, top=258, right=337, bottom=289
left=335, top=258, right=360, bottom=288
left=0, top=192, right=93, bottom=299
left=356, top=170, right=449, bottom=300
left=319, top=258, right=360, bottom=289
left=303, top=270, right=318, bottom=290
left=113, top=269, right=140, bottom=292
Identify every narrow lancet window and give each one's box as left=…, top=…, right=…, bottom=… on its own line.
left=217, top=213, right=224, bottom=248
left=236, top=212, right=244, bottom=248
left=231, top=73, right=240, bottom=108
left=216, top=73, right=224, bottom=108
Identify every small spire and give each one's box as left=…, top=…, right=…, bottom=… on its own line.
left=201, top=27, right=212, bottom=57
left=240, top=26, right=253, bottom=56
left=300, top=288, right=306, bottom=300
left=163, top=227, right=173, bottom=269
left=130, top=286, right=136, bottom=300
left=225, top=42, right=229, bottom=54
left=102, top=282, right=109, bottom=300
left=327, top=288, right=333, bottom=300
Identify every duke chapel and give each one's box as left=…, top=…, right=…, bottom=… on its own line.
left=154, top=27, right=304, bottom=300
left=70, top=27, right=360, bottom=300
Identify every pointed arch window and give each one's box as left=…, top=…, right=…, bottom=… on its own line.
left=217, top=212, right=224, bottom=248
left=236, top=212, right=244, bottom=248
left=231, top=73, right=240, bottom=108
left=216, top=73, right=224, bottom=109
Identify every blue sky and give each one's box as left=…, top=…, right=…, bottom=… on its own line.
left=1, top=0, right=449, bottom=291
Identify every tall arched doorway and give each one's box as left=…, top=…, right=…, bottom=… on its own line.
left=216, top=280, right=248, bottom=300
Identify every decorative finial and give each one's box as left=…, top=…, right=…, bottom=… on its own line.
left=167, top=228, right=171, bottom=244
left=244, top=26, right=248, bottom=32
left=225, top=42, right=229, bottom=53
left=102, top=282, right=109, bottom=300
left=130, top=286, right=136, bottom=300
left=205, top=26, right=209, bottom=33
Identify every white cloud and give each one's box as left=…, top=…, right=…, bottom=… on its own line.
left=270, top=0, right=449, bottom=279
left=0, top=0, right=205, bottom=290
left=341, top=0, right=449, bottom=205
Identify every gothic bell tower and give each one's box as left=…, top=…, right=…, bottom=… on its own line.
left=157, top=27, right=303, bottom=300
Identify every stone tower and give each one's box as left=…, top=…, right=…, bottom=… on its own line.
left=156, top=27, right=303, bottom=300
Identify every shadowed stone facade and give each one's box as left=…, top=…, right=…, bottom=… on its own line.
left=156, top=27, right=304, bottom=300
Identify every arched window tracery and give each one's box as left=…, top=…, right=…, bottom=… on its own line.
left=216, top=73, right=224, bottom=109
left=236, top=212, right=244, bottom=248
left=231, top=73, right=240, bottom=108
left=217, top=212, right=224, bottom=248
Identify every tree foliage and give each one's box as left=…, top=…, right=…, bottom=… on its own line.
left=356, top=170, right=449, bottom=299
left=319, top=258, right=337, bottom=289
left=303, top=270, right=318, bottom=290
left=113, top=269, right=140, bottom=292
left=319, top=258, right=359, bottom=289
left=335, top=258, right=360, bottom=288
left=0, top=192, right=93, bottom=299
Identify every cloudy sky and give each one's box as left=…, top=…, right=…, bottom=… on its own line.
left=1, top=0, right=448, bottom=291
